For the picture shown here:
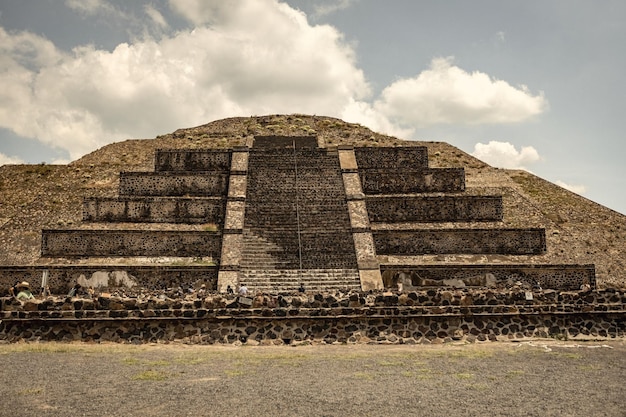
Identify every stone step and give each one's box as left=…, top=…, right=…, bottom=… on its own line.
left=241, top=268, right=361, bottom=292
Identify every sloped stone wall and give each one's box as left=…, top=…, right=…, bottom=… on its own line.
left=41, top=230, right=221, bottom=258
left=359, top=168, right=465, bottom=194
left=83, top=197, right=226, bottom=224
left=0, top=265, right=218, bottom=296
left=381, top=264, right=596, bottom=291
left=366, top=196, right=503, bottom=222
left=154, top=149, right=232, bottom=172
left=354, top=147, right=429, bottom=169
left=374, top=229, right=546, bottom=255
left=118, top=172, right=229, bottom=196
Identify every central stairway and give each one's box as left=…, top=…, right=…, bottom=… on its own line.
left=240, top=137, right=360, bottom=292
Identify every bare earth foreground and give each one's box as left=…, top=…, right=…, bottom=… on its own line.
left=0, top=340, right=624, bottom=417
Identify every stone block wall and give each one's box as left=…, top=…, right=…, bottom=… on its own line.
left=118, top=172, right=229, bottom=196
left=83, top=197, right=226, bottom=224
left=354, top=147, right=429, bottom=169
left=41, top=230, right=222, bottom=258
left=373, top=229, right=547, bottom=255
left=359, top=168, right=465, bottom=194
left=154, top=149, right=232, bottom=172
left=1, top=289, right=623, bottom=344
left=0, top=265, right=218, bottom=295
left=366, top=196, right=503, bottom=223
left=380, top=264, right=597, bottom=291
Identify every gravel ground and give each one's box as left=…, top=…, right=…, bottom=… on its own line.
left=0, top=339, right=624, bottom=417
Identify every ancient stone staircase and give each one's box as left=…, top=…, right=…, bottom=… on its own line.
left=239, top=139, right=360, bottom=292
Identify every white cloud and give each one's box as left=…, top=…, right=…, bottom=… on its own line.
left=375, top=57, right=548, bottom=128
left=341, top=99, right=414, bottom=139
left=471, top=140, right=540, bottom=170
left=0, top=0, right=372, bottom=160
left=313, top=0, right=358, bottom=18
left=144, top=5, right=169, bottom=29
left=0, top=152, right=24, bottom=165
left=0, top=1, right=550, bottom=163
left=555, top=180, right=587, bottom=195
left=65, top=0, right=115, bottom=16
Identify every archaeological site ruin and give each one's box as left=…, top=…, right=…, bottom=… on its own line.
left=1, top=115, right=624, bottom=344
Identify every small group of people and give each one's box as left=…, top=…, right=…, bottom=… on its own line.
left=7, top=281, right=94, bottom=301
left=224, top=283, right=305, bottom=295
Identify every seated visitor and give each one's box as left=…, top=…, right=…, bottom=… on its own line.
left=15, top=282, right=34, bottom=300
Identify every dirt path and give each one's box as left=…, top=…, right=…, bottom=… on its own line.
left=0, top=339, right=624, bottom=417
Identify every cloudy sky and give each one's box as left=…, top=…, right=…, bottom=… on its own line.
left=0, top=0, right=624, bottom=214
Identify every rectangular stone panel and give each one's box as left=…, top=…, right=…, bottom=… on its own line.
left=41, top=230, right=222, bottom=258
left=373, top=228, right=546, bottom=255
left=154, top=149, right=231, bottom=172
left=83, top=197, right=226, bottom=224
left=365, top=196, right=503, bottom=222
left=354, top=147, right=428, bottom=169
left=379, top=264, right=596, bottom=290
left=0, top=265, right=218, bottom=295
left=360, top=168, right=465, bottom=194
left=119, top=172, right=229, bottom=196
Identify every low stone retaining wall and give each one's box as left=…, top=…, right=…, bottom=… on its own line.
left=1, top=289, right=623, bottom=344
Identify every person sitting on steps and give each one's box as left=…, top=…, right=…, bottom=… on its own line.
left=15, top=281, right=34, bottom=301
